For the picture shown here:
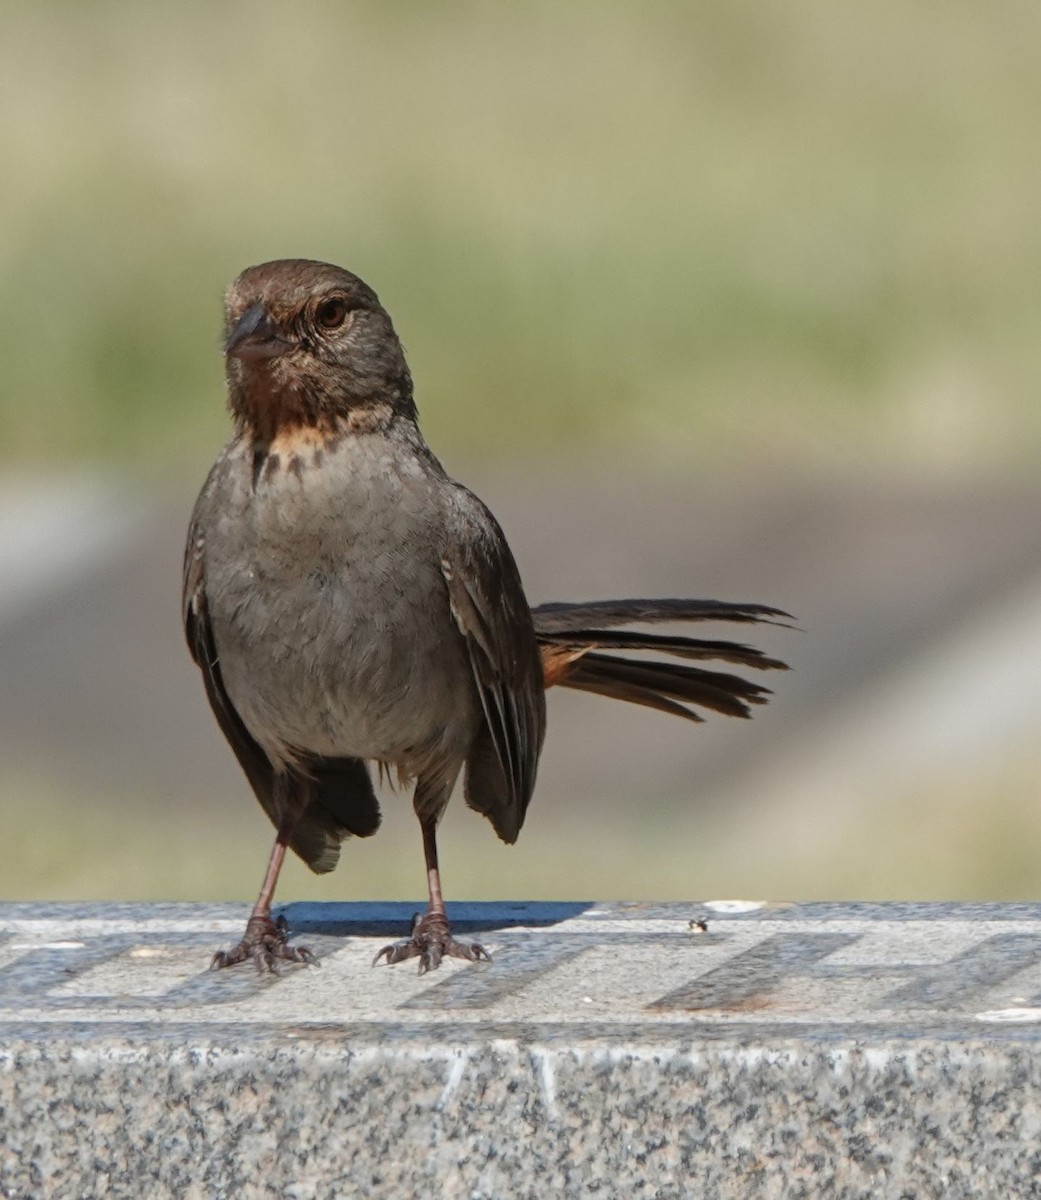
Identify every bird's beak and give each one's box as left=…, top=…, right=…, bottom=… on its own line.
left=225, top=302, right=289, bottom=361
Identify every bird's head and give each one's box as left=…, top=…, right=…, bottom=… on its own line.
left=223, top=259, right=415, bottom=442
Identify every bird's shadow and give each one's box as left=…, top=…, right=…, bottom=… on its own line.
left=277, top=900, right=593, bottom=938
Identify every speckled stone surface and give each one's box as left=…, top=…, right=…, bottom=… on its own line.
left=3, top=901, right=1041, bottom=1198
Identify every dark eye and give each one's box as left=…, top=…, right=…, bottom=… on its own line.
left=316, top=297, right=349, bottom=330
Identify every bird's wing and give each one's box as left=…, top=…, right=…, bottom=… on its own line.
left=441, top=488, right=546, bottom=844
left=182, top=509, right=281, bottom=820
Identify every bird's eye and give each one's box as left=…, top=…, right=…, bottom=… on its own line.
left=316, top=298, right=349, bottom=330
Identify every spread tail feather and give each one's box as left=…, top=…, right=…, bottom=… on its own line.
left=532, top=598, right=792, bottom=632
left=534, top=598, right=790, bottom=722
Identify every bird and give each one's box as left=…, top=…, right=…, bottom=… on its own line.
left=183, top=259, right=790, bottom=974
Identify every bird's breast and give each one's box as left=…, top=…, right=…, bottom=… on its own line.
left=203, top=434, right=479, bottom=767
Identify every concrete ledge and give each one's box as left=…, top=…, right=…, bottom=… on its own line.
left=3, top=901, right=1041, bottom=1197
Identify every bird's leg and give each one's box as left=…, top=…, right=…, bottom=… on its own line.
left=211, top=817, right=317, bottom=972
left=373, top=813, right=491, bottom=973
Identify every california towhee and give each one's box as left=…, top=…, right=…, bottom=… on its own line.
left=183, top=259, right=789, bottom=973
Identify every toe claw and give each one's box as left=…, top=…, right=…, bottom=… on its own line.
left=210, top=914, right=317, bottom=972
left=373, top=940, right=411, bottom=967
left=372, top=914, right=491, bottom=973
left=418, top=945, right=442, bottom=975
left=253, top=946, right=278, bottom=974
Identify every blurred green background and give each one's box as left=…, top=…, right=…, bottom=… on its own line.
left=6, top=0, right=1041, bottom=474
left=2, top=1, right=1041, bottom=905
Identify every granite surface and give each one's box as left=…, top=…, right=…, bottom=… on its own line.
left=2, top=901, right=1041, bottom=1198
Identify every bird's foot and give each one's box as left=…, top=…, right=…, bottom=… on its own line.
left=373, top=910, right=491, bottom=974
left=210, top=913, right=318, bottom=973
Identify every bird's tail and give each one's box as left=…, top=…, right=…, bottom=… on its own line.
left=532, top=598, right=791, bottom=722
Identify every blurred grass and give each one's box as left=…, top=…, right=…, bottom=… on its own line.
left=6, top=746, right=1041, bottom=902
left=2, top=2, right=1041, bottom=476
